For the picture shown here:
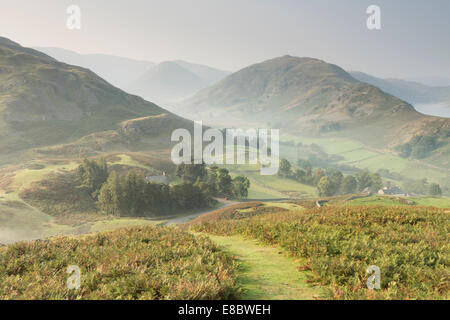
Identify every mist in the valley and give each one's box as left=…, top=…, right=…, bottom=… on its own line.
left=414, top=103, right=450, bottom=118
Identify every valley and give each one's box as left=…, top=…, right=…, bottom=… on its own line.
left=0, top=36, right=448, bottom=301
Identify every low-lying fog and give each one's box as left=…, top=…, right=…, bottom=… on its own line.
left=414, top=103, right=450, bottom=118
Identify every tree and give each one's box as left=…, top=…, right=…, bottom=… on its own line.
left=356, top=170, right=372, bottom=192
left=369, top=173, right=383, bottom=193
left=429, top=183, right=442, bottom=196
left=342, top=175, right=357, bottom=194
left=217, top=168, right=233, bottom=197
left=98, top=171, right=123, bottom=216
left=312, top=168, right=325, bottom=185
left=232, top=176, right=251, bottom=199
left=144, top=182, right=171, bottom=215
left=206, top=166, right=219, bottom=196
left=176, top=162, right=207, bottom=184
left=76, top=158, right=108, bottom=199
left=279, top=158, right=292, bottom=177
left=317, top=176, right=334, bottom=197
left=122, top=172, right=146, bottom=216
left=404, top=178, right=429, bottom=195
left=329, top=170, right=344, bottom=194
left=171, top=183, right=210, bottom=210
left=294, top=169, right=306, bottom=183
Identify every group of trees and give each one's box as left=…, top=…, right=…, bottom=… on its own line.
left=403, top=178, right=443, bottom=196
left=279, top=158, right=383, bottom=197
left=316, top=169, right=382, bottom=197
left=397, top=135, right=440, bottom=159
left=280, top=158, right=326, bottom=186
left=176, top=163, right=250, bottom=199
left=98, top=171, right=212, bottom=217
left=75, top=159, right=251, bottom=217
left=75, top=158, right=109, bottom=200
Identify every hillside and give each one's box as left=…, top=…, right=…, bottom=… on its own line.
left=126, top=61, right=207, bottom=105
left=0, top=226, right=239, bottom=299
left=179, top=56, right=450, bottom=155
left=350, top=71, right=450, bottom=106
left=174, top=60, right=231, bottom=85
left=34, top=47, right=155, bottom=89
left=0, top=37, right=188, bottom=158
left=190, top=203, right=449, bottom=300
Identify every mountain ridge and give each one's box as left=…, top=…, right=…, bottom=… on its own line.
left=126, top=61, right=207, bottom=105
left=34, top=46, right=155, bottom=89
left=0, top=37, right=190, bottom=159
left=350, top=71, right=450, bottom=106
left=178, top=55, right=449, bottom=159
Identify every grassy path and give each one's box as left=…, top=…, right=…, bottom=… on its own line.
left=205, top=234, right=325, bottom=300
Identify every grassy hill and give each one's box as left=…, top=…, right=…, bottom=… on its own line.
left=0, top=37, right=193, bottom=162
left=0, top=226, right=239, bottom=299
left=34, top=47, right=155, bottom=89
left=179, top=56, right=449, bottom=157
left=190, top=203, right=449, bottom=300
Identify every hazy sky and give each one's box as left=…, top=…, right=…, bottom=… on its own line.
left=1, top=0, right=449, bottom=79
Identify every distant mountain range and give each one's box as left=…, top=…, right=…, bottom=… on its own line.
left=178, top=56, right=449, bottom=163
left=350, top=71, right=450, bottom=106
left=3, top=39, right=449, bottom=169
left=408, top=76, right=450, bottom=87
left=35, top=47, right=231, bottom=106
left=126, top=61, right=231, bottom=105
left=1, top=38, right=191, bottom=158
left=34, top=47, right=155, bottom=89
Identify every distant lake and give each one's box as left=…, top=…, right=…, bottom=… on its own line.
left=414, top=103, right=450, bottom=118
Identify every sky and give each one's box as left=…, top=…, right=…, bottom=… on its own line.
left=0, top=0, right=449, bottom=79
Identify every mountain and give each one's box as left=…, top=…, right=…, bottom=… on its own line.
left=179, top=56, right=450, bottom=154
left=34, top=47, right=155, bottom=89
left=408, top=76, right=450, bottom=87
left=173, top=60, right=231, bottom=85
left=350, top=71, right=450, bottom=106
left=126, top=61, right=208, bottom=105
left=0, top=37, right=189, bottom=158
left=34, top=48, right=231, bottom=107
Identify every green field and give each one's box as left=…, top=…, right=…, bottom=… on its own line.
left=281, top=134, right=450, bottom=193
left=224, top=164, right=317, bottom=200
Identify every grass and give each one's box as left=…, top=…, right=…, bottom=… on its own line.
left=0, top=154, right=179, bottom=244
left=225, top=164, right=317, bottom=199
left=111, top=154, right=159, bottom=174
left=0, top=226, right=239, bottom=300
left=204, top=234, right=324, bottom=300
left=281, top=134, right=450, bottom=193
left=191, top=205, right=449, bottom=300
left=345, top=195, right=450, bottom=209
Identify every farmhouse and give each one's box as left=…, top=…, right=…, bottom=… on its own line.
left=145, top=171, right=169, bottom=185
left=378, top=186, right=406, bottom=196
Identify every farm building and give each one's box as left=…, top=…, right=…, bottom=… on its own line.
left=145, top=171, right=169, bottom=185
